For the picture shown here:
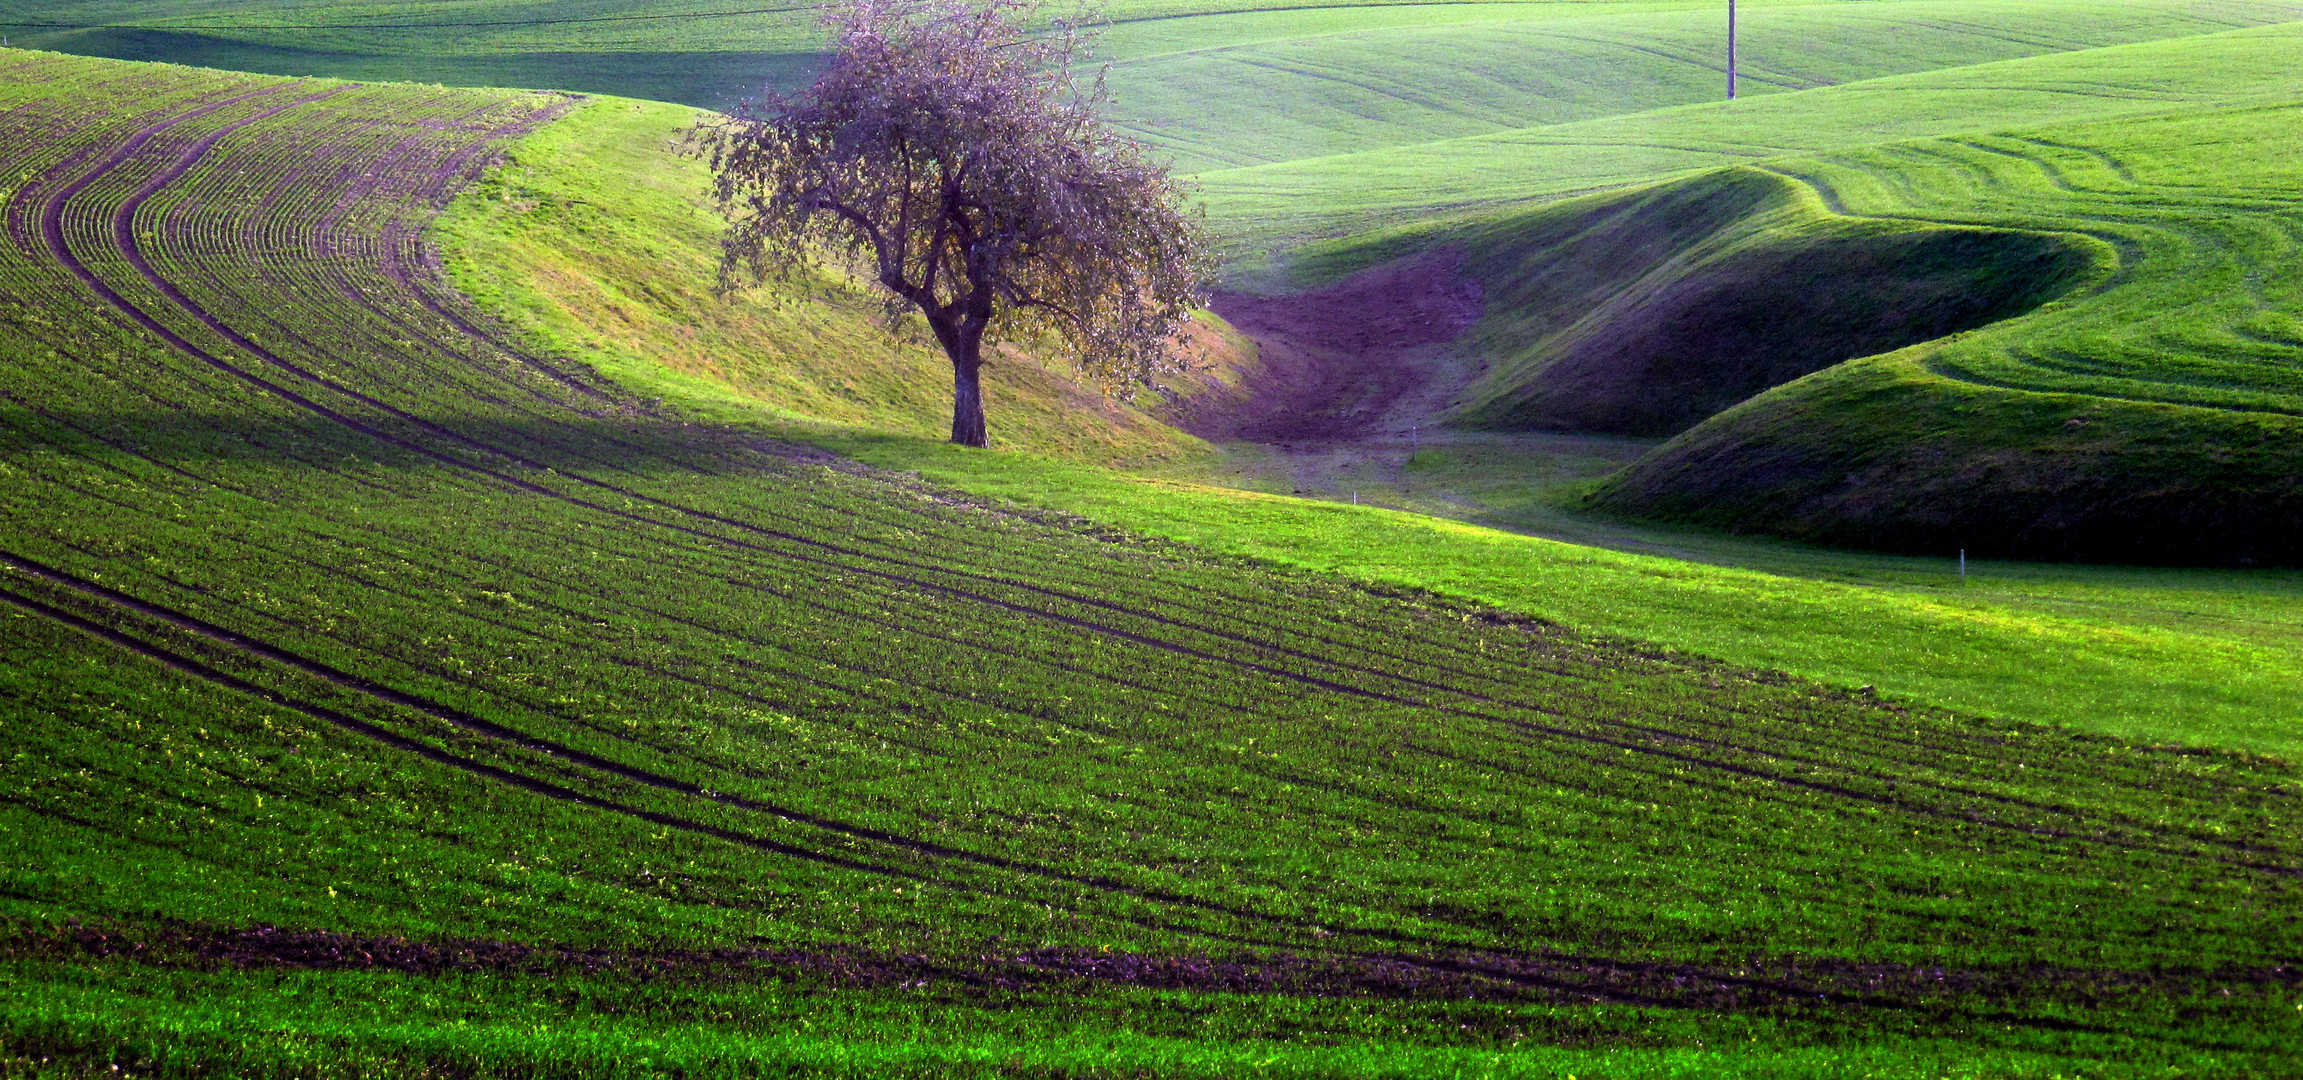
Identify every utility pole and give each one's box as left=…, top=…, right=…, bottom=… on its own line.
left=1726, top=0, right=1739, bottom=100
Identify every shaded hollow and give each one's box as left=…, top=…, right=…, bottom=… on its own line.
left=1177, top=248, right=1484, bottom=443
left=1481, top=224, right=2094, bottom=436
left=1298, top=169, right=2098, bottom=440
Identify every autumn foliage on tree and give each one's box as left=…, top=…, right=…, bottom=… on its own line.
left=700, top=0, right=1214, bottom=447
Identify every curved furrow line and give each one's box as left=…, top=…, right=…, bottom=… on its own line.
left=251, top=531, right=1851, bottom=847
left=203, top=98, right=619, bottom=420
left=0, top=581, right=920, bottom=882
left=0, top=571, right=1353, bottom=951
left=0, top=546, right=1546, bottom=952
left=657, top=486, right=2074, bottom=800
left=227, top=518, right=1653, bottom=851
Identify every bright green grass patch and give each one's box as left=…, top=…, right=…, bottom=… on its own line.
left=819, top=434, right=2303, bottom=758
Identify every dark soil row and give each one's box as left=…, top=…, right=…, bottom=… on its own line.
left=22, top=920, right=2291, bottom=1017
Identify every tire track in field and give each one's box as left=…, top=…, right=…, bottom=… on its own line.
left=781, top=506, right=2120, bottom=819
left=437, top=512, right=2171, bottom=864
left=49, top=84, right=2296, bottom=879
left=730, top=484, right=2060, bottom=801
left=0, top=579, right=918, bottom=880
left=0, top=570, right=1337, bottom=950
left=0, top=547, right=1552, bottom=954
left=226, top=514, right=1605, bottom=851
left=160, top=520, right=1966, bottom=875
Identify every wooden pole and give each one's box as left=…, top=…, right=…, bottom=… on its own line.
left=1726, top=0, right=1738, bottom=100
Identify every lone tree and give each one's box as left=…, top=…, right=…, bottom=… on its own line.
left=700, top=0, right=1213, bottom=448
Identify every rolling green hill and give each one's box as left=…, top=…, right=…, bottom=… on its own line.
left=1200, top=18, right=2303, bottom=254
left=3, top=49, right=2301, bottom=1078
left=1589, top=98, right=2303, bottom=562
left=1251, top=23, right=2303, bottom=562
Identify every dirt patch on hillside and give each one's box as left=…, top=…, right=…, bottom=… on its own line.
left=1171, top=248, right=1484, bottom=442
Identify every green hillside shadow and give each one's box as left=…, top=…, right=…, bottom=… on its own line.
left=1299, top=168, right=2104, bottom=438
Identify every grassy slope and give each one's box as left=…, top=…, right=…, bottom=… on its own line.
left=1199, top=19, right=2303, bottom=260
left=453, top=93, right=2303, bottom=757
left=1098, top=0, right=2303, bottom=171
left=1161, top=16, right=2303, bottom=563
left=10, top=52, right=2300, bottom=1078
left=436, top=96, right=1218, bottom=466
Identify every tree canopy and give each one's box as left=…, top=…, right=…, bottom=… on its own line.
left=700, top=0, right=1213, bottom=447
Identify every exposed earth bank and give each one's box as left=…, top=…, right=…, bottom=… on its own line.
left=1182, top=247, right=1484, bottom=445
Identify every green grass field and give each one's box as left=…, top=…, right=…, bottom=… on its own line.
left=10, top=51, right=2299, bottom=1076
left=6, top=0, right=2303, bottom=1073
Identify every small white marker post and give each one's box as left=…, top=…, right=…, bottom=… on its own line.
left=1959, top=549, right=1967, bottom=584
left=1726, top=0, right=1738, bottom=100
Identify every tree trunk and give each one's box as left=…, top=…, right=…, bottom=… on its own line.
left=926, top=307, right=991, bottom=449
left=949, top=351, right=988, bottom=448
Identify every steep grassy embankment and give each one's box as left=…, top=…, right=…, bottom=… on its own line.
left=1296, top=168, right=2105, bottom=437
left=2, top=49, right=2300, bottom=1078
